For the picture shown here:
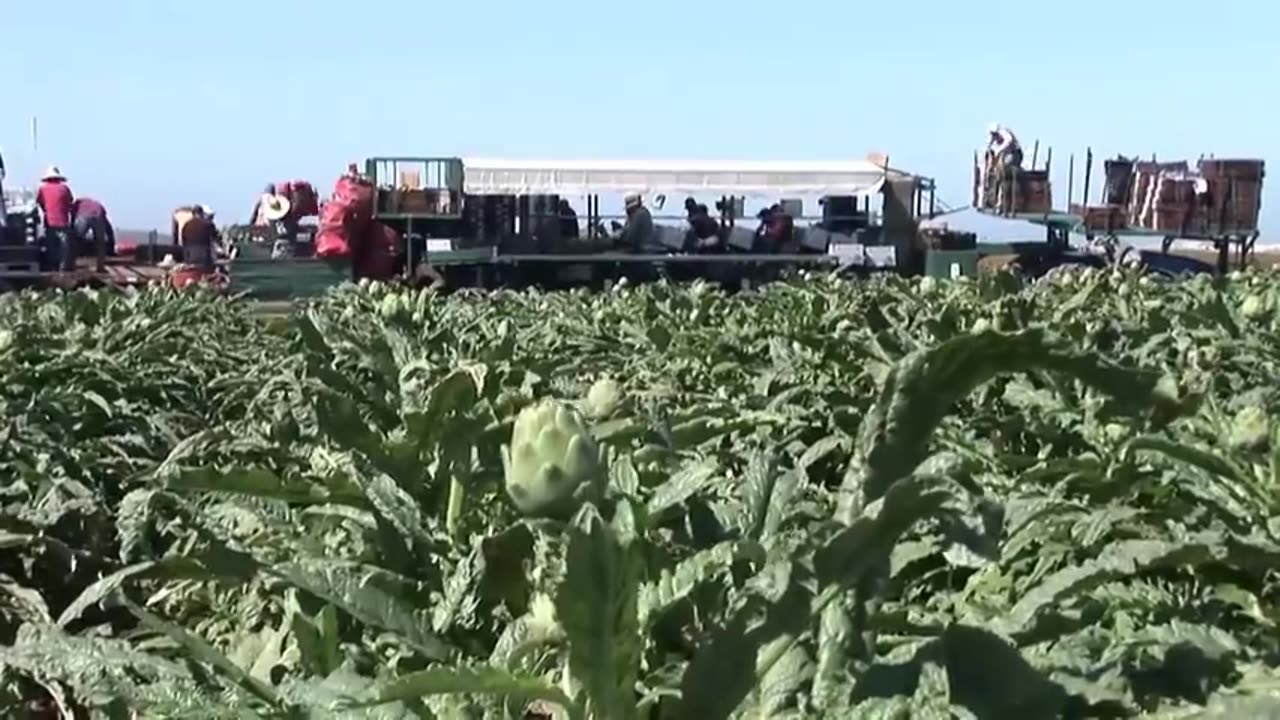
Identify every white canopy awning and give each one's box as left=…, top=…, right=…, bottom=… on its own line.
left=460, top=158, right=910, bottom=196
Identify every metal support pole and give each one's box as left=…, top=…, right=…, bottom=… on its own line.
left=1082, top=148, right=1094, bottom=206
left=1067, top=154, right=1075, bottom=209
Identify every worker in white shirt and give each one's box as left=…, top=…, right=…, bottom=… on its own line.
left=986, top=123, right=1024, bottom=212
left=987, top=123, right=1023, bottom=170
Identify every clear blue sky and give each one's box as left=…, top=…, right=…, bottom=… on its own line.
left=1, top=0, right=1272, bottom=238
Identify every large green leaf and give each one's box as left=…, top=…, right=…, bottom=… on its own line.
left=555, top=503, right=644, bottom=720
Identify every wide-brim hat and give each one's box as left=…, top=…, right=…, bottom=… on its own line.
left=42, top=166, right=65, bottom=181
left=623, top=192, right=642, bottom=208
left=262, top=194, right=292, bottom=221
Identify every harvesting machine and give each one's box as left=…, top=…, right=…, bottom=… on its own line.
left=228, top=155, right=964, bottom=299
left=0, top=144, right=1264, bottom=297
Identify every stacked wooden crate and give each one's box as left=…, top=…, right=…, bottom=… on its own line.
left=1016, top=170, right=1052, bottom=213
left=1199, top=159, right=1264, bottom=234
left=1117, top=158, right=1264, bottom=235
left=1128, top=161, right=1189, bottom=231
left=1071, top=204, right=1125, bottom=232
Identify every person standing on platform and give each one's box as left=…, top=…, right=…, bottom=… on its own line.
left=35, top=166, right=75, bottom=271
left=180, top=205, right=219, bottom=274
left=985, top=123, right=1024, bottom=212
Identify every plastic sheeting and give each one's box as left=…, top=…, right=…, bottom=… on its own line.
left=354, top=223, right=399, bottom=280
left=461, top=158, right=896, bottom=197
left=314, top=175, right=375, bottom=260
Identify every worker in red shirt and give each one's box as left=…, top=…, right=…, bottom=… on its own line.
left=72, top=197, right=116, bottom=259
left=180, top=205, right=220, bottom=274
left=36, top=166, right=76, bottom=271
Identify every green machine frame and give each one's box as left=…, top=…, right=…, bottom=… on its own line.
left=367, top=156, right=468, bottom=272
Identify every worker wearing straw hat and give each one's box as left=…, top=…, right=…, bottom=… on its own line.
left=36, top=166, right=76, bottom=271
left=251, top=184, right=293, bottom=227
left=251, top=183, right=295, bottom=249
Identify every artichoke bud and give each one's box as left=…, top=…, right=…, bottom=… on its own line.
left=1241, top=294, right=1267, bottom=320
left=584, top=377, right=624, bottom=419
left=504, top=399, right=605, bottom=518
left=1228, top=406, right=1271, bottom=453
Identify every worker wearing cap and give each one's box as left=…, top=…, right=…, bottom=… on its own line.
left=619, top=192, right=654, bottom=252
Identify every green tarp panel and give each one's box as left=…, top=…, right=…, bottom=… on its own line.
left=229, top=244, right=351, bottom=300
left=924, top=249, right=979, bottom=279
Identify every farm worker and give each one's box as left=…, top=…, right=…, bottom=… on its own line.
left=171, top=205, right=198, bottom=250
left=36, top=166, right=76, bottom=271
left=986, top=123, right=1023, bottom=211
left=250, top=183, right=277, bottom=225
left=987, top=123, right=1023, bottom=170
left=558, top=199, right=580, bottom=240
left=683, top=197, right=720, bottom=250
left=179, top=205, right=219, bottom=273
left=251, top=184, right=295, bottom=243
left=754, top=206, right=773, bottom=244
left=766, top=204, right=796, bottom=251
left=72, top=197, right=116, bottom=258
left=618, top=192, right=654, bottom=252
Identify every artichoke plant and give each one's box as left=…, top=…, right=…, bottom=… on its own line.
left=503, top=398, right=605, bottom=519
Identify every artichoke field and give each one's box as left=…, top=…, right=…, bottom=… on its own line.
left=4, top=270, right=1280, bottom=718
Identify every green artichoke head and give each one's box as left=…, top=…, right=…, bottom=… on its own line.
left=503, top=399, right=604, bottom=519
left=1241, top=294, right=1268, bottom=320
left=584, top=376, right=624, bottom=419
left=1228, top=405, right=1271, bottom=453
